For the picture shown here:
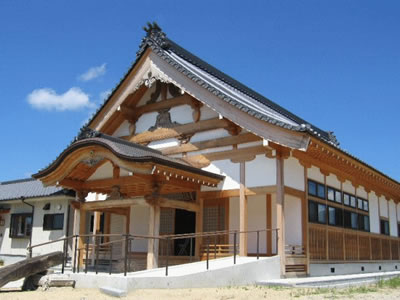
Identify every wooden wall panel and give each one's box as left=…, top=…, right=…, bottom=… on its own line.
left=328, top=230, right=344, bottom=260
left=371, top=237, right=382, bottom=260
left=344, top=233, right=358, bottom=261
left=309, top=226, right=327, bottom=260
left=358, top=235, right=371, bottom=260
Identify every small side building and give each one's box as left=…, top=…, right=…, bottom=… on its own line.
left=0, top=178, right=74, bottom=263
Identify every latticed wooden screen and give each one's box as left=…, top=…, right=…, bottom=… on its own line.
left=159, top=208, right=175, bottom=256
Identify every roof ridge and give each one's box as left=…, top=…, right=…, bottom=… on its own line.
left=0, top=178, right=36, bottom=185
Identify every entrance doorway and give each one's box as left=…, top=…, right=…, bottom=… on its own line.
left=174, top=209, right=195, bottom=256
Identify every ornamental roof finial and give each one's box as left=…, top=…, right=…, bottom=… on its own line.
left=142, top=21, right=169, bottom=49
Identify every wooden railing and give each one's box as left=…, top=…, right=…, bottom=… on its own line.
left=309, top=223, right=400, bottom=261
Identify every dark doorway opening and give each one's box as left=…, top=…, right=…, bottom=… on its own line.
left=174, top=209, right=195, bottom=256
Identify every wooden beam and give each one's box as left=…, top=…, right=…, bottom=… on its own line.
left=239, top=161, right=248, bottom=256
left=121, top=94, right=197, bottom=122
left=81, top=198, right=146, bottom=210
left=158, top=198, right=200, bottom=212
left=200, top=186, right=277, bottom=199
left=161, top=133, right=261, bottom=155
left=183, top=145, right=272, bottom=168
left=129, top=118, right=231, bottom=144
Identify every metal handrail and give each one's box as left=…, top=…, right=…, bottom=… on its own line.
left=27, top=228, right=280, bottom=277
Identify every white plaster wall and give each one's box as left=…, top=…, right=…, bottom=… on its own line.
left=0, top=198, right=71, bottom=256
left=326, top=174, right=340, bottom=190
left=308, top=166, right=324, bottom=183
left=201, top=159, right=240, bottom=191
left=190, top=128, right=230, bottom=143
left=271, top=193, right=277, bottom=254
left=284, top=157, right=304, bottom=191
left=136, top=84, right=159, bottom=107
left=130, top=204, right=150, bottom=252
left=135, top=111, right=158, bottom=133
left=388, top=200, right=398, bottom=237
left=169, top=105, right=194, bottom=124
left=397, top=204, right=400, bottom=222
left=247, top=195, right=266, bottom=254
left=245, top=155, right=276, bottom=187
left=356, top=186, right=368, bottom=199
left=88, top=161, right=113, bottom=181
left=113, top=120, right=130, bottom=137
left=379, top=196, right=388, bottom=218
left=284, top=195, right=302, bottom=246
left=342, top=180, right=355, bottom=194
left=369, top=193, right=380, bottom=234
left=200, top=104, right=219, bottom=121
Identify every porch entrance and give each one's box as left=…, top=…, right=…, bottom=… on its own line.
left=174, top=209, right=195, bottom=256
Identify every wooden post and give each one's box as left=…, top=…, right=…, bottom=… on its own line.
left=276, top=154, right=285, bottom=276
left=195, top=191, right=203, bottom=259
left=239, top=161, right=248, bottom=256
left=147, top=205, right=160, bottom=269
left=266, top=194, right=272, bottom=256
left=91, top=211, right=100, bottom=266
left=79, top=209, right=87, bottom=267
left=71, top=208, right=80, bottom=268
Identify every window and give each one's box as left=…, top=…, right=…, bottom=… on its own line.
left=328, top=206, right=343, bottom=226
left=10, top=213, right=32, bottom=238
left=363, top=200, right=369, bottom=212
left=308, top=200, right=326, bottom=224
left=43, top=214, right=64, bottom=230
left=380, top=219, right=390, bottom=235
left=335, top=190, right=342, bottom=203
left=363, top=215, right=370, bottom=232
left=308, top=180, right=325, bottom=199
left=351, top=212, right=358, bottom=229
left=327, top=187, right=341, bottom=203
left=343, top=193, right=350, bottom=206
left=327, top=187, right=335, bottom=202
left=357, top=198, right=363, bottom=210
left=344, top=210, right=351, bottom=228
left=350, top=196, right=356, bottom=208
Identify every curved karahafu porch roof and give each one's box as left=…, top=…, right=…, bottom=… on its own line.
left=33, top=129, right=223, bottom=199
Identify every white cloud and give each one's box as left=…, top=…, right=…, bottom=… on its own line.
left=78, top=63, right=106, bottom=81
left=27, top=87, right=93, bottom=111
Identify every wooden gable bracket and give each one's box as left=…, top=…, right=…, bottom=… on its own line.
left=264, top=140, right=291, bottom=159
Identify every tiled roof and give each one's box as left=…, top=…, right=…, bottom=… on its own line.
left=83, top=22, right=339, bottom=147
left=33, top=128, right=224, bottom=181
left=0, top=178, right=72, bottom=202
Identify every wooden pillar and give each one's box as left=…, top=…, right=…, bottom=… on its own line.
left=239, top=161, right=248, bottom=256
left=266, top=194, right=272, bottom=256
left=276, top=154, right=285, bottom=276
left=79, top=209, right=87, bottom=267
left=91, top=211, right=101, bottom=265
left=71, top=208, right=80, bottom=266
left=147, top=205, right=160, bottom=269
left=195, top=191, right=203, bottom=258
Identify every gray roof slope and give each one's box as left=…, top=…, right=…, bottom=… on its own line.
left=33, top=128, right=224, bottom=181
left=0, top=178, right=70, bottom=202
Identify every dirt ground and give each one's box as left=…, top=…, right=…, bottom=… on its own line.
left=1, top=285, right=400, bottom=300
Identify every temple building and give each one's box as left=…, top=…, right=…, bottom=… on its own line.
left=2, top=23, right=400, bottom=278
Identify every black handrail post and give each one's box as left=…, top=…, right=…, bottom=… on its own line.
left=73, top=235, right=78, bottom=273
left=95, top=236, right=99, bottom=275
left=165, top=237, right=170, bottom=276
left=85, top=236, right=89, bottom=274
left=109, top=244, right=113, bottom=275
left=77, top=249, right=81, bottom=273
left=124, top=234, right=128, bottom=276
left=257, top=230, right=259, bottom=260
left=189, top=237, right=193, bottom=263
left=276, top=229, right=279, bottom=255
left=206, top=236, right=210, bottom=270
left=233, top=231, right=237, bottom=265
left=62, top=238, right=66, bottom=274
left=128, top=237, right=133, bottom=273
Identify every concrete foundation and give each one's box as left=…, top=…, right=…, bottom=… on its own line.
left=50, top=256, right=280, bottom=292
left=310, top=261, right=400, bottom=276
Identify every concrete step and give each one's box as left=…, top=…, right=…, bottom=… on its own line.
left=258, top=270, right=400, bottom=288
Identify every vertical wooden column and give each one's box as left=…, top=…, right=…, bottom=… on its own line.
left=71, top=207, right=80, bottom=266
left=147, top=204, right=160, bottom=269
left=195, top=191, right=203, bottom=258
left=78, top=209, right=87, bottom=267
left=91, top=211, right=101, bottom=265
left=239, top=161, right=248, bottom=256
left=266, top=194, right=272, bottom=256
left=276, top=154, right=285, bottom=275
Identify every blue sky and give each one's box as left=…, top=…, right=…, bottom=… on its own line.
left=0, top=0, right=399, bottom=182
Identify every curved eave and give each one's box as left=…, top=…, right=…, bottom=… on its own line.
left=32, top=139, right=224, bottom=183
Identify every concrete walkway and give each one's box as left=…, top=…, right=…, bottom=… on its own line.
left=258, top=270, right=400, bottom=288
